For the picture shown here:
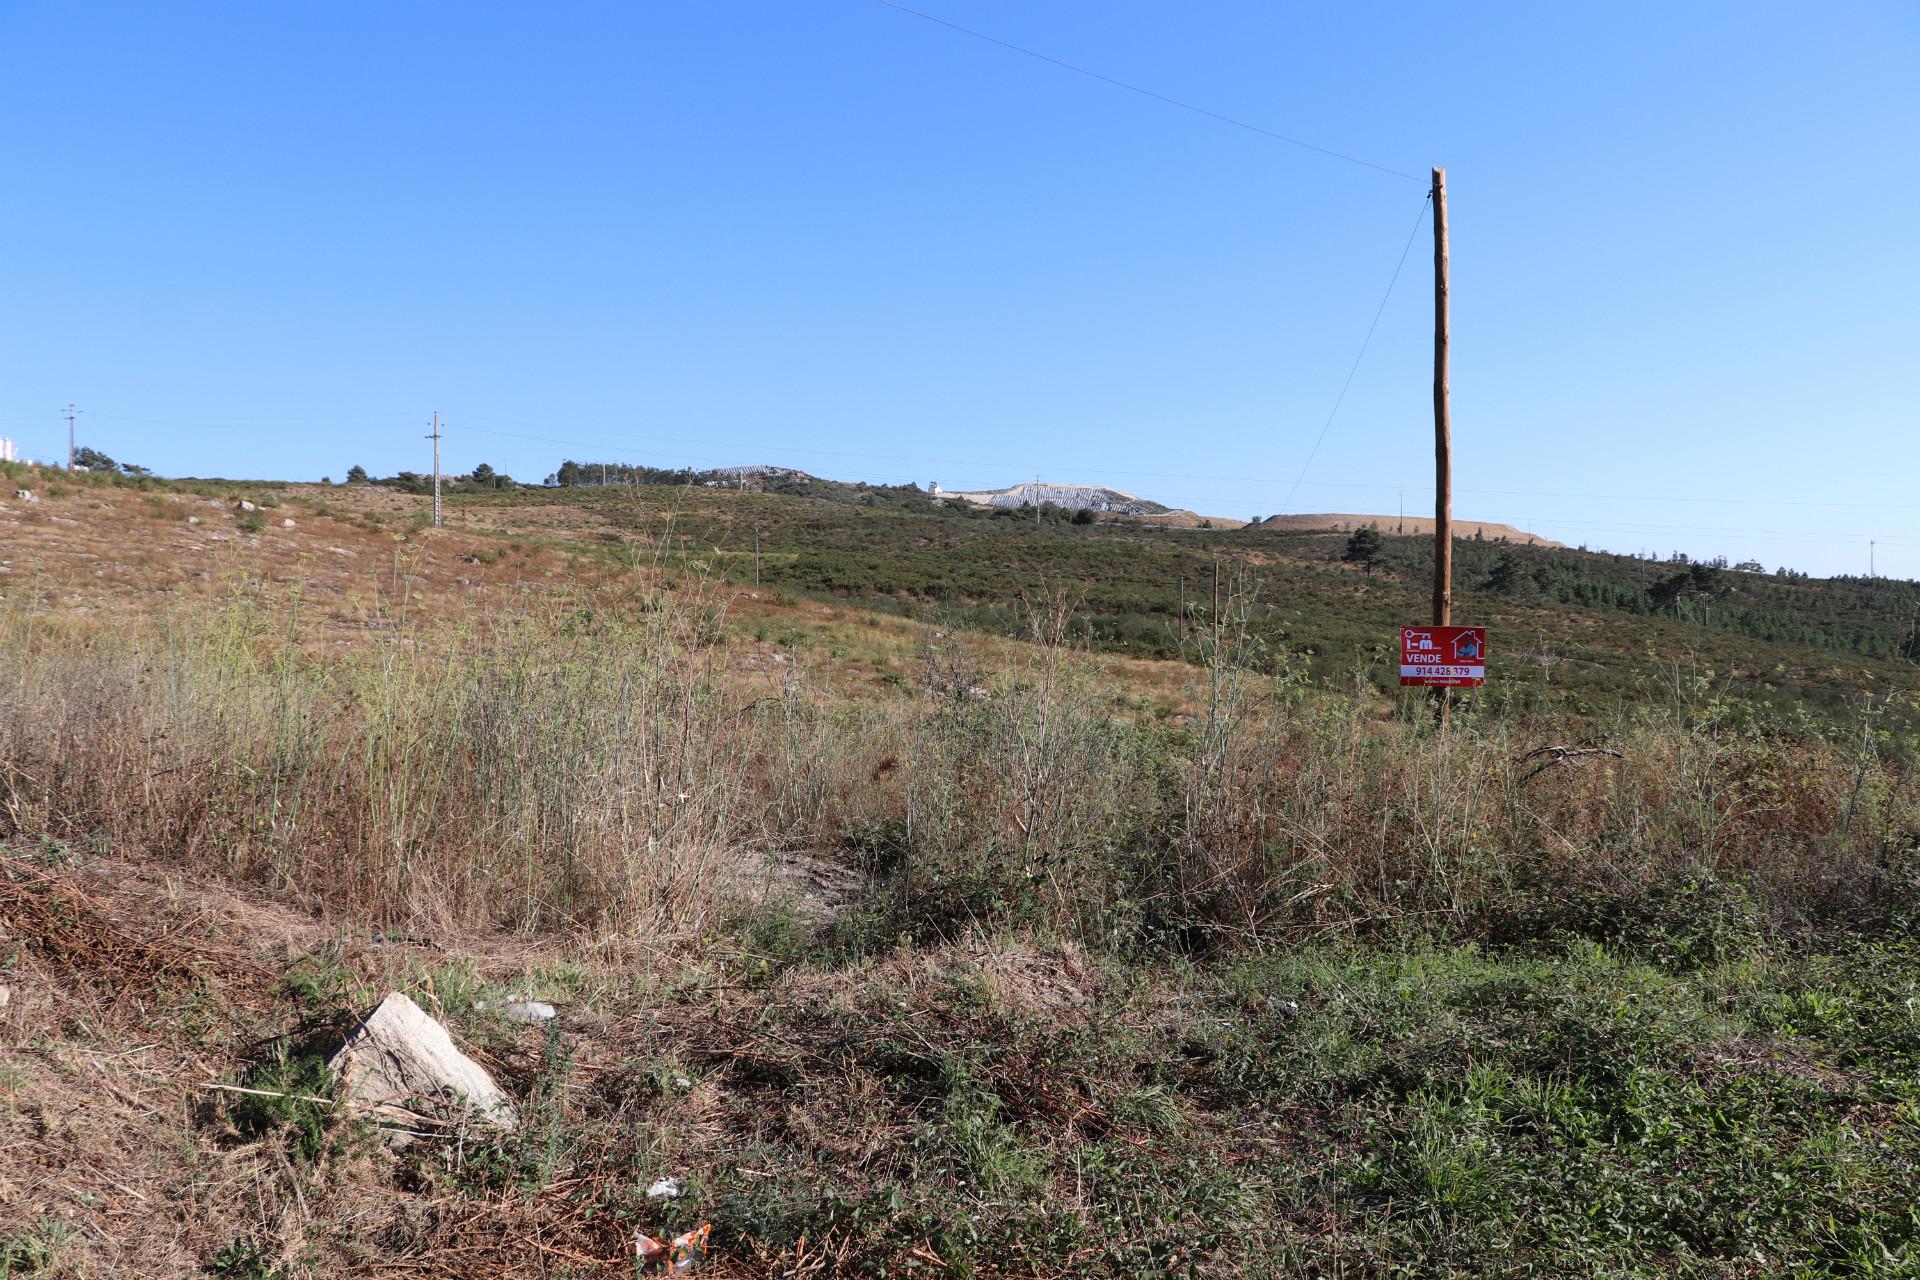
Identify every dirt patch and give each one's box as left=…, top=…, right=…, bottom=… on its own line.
left=954, top=938, right=1098, bottom=1018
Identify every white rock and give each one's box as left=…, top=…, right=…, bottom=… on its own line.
left=281, top=517, right=296, bottom=528
left=327, top=992, right=516, bottom=1142
left=187, top=516, right=201, bottom=524
left=12, top=490, right=34, bottom=503
left=237, top=500, right=256, bottom=512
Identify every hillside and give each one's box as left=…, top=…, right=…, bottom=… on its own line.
left=1254, top=511, right=1562, bottom=546
left=11, top=464, right=1909, bottom=726
left=6, top=460, right=1920, bottom=1277
left=369, top=475, right=1917, bottom=726
left=553, top=463, right=1247, bottom=527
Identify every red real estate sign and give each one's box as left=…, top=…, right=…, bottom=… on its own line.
left=1400, top=626, right=1487, bottom=687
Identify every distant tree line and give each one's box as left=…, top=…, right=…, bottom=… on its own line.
left=1353, top=534, right=1920, bottom=661
left=547, top=460, right=694, bottom=487
left=341, top=462, right=518, bottom=492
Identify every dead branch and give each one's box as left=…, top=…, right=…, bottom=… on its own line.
left=1515, top=744, right=1624, bottom=783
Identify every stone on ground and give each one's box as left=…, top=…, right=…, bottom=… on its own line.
left=327, top=991, right=516, bottom=1141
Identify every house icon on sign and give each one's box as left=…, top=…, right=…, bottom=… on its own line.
left=1453, top=633, right=1482, bottom=661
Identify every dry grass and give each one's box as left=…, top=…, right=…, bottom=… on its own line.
left=5, top=552, right=1915, bottom=946
left=6, top=484, right=1920, bottom=1275
left=1, top=588, right=768, bottom=935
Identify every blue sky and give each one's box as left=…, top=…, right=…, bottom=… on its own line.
left=2, top=2, right=1914, bottom=576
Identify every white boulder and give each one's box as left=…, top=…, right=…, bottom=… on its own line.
left=327, top=991, right=516, bottom=1141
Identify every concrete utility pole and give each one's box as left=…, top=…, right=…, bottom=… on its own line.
left=1431, top=167, right=1453, bottom=724
left=65, top=404, right=78, bottom=469
left=1211, top=556, right=1221, bottom=652
left=427, top=412, right=443, bottom=528
left=754, top=527, right=761, bottom=588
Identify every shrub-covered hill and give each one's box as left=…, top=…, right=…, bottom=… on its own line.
left=13, top=456, right=1910, bottom=725
left=441, top=481, right=1920, bottom=725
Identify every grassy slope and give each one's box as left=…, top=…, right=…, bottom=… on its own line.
left=64, top=465, right=1901, bottom=724
left=426, top=480, right=1920, bottom=724
left=4, top=466, right=1920, bottom=1277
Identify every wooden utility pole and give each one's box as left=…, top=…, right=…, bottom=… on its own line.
left=1431, top=167, right=1452, bottom=722
left=754, top=527, right=761, bottom=588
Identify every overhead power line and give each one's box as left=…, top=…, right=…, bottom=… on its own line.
left=868, top=0, right=1423, bottom=182
left=1275, top=192, right=1430, bottom=517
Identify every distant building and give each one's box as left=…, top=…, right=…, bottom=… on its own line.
left=0, top=437, right=15, bottom=463
left=928, top=481, right=941, bottom=495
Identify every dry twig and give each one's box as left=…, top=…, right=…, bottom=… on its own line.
left=1515, top=744, right=1624, bottom=784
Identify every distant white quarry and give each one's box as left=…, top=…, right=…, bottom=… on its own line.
left=933, top=481, right=1169, bottom=516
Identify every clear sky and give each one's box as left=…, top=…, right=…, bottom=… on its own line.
left=2, top=2, right=1914, bottom=576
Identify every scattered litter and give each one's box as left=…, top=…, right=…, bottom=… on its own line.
left=237, top=500, right=256, bottom=512
left=187, top=515, right=201, bottom=524
left=475, top=993, right=557, bottom=1023
left=369, top=931, right=439, bottom=948
left=11, top=490, right=35, bottom=502
left=636, top=1223, right=709, bottom=1272
left=646, top=1176, right=682, bottom=1200
left=327, top=991, right=516, bottom=1144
